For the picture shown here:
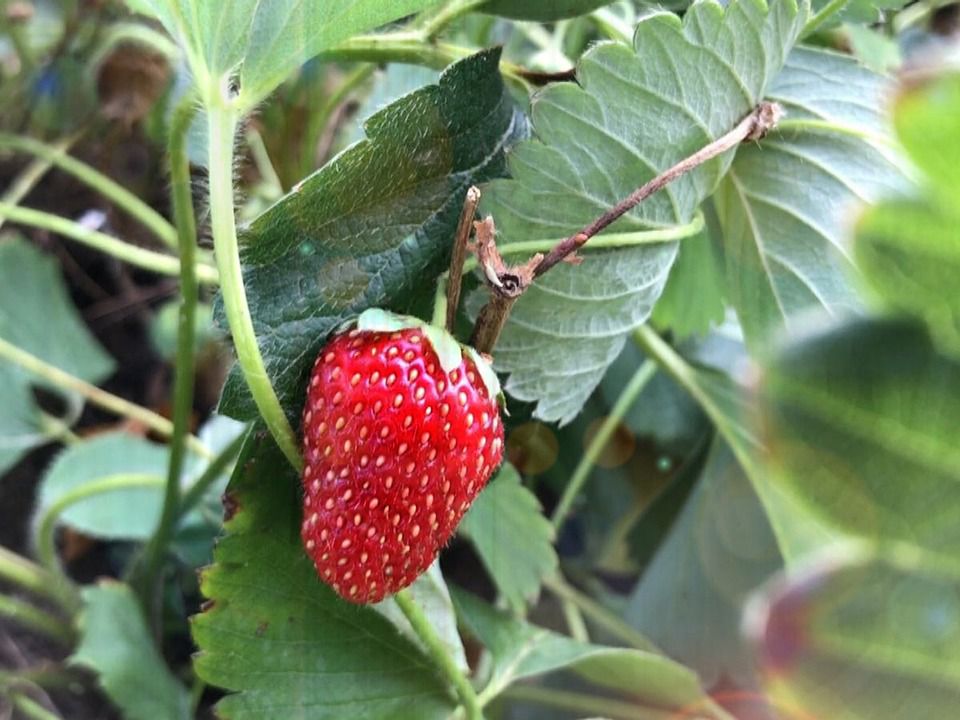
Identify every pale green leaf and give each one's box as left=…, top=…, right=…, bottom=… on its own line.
left=192, top=434, right=455, bottom=720
left=715, top=47, right=904, bottom=350
left=474, top=0, right=805, bottom=424
left=71, top=582, right=189, bottom=720
left=0, top=237, right=114, bottom=475
left=459, top=463, right=557, bottom=612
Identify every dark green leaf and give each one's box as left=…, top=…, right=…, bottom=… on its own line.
left=452, top=588, right=714, bottom=713
left=459, top=463, right=557, bottom=612
left=192, top=433, right=455, bottom=720
left=473, top=0, right=805, bottom=423
left=714, top=47, right=904, bottom=350
left=0, top=237, right=114, bottom=475
left=626, top=439, right=782, bottom=688
left=218, top=49, right=523, bottom=422
left=71, top=582, right=189, bottom=720
left=757, top=318, right=960, bottom=567
left=746, top=549, right=960, bottom=720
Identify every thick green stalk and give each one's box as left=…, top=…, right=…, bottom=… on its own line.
left=7, top=693, right=63, bottom=720
left=551, top=359, right=657, bottom=529
left=206, top=103, right=302, bottom=471
left=0, top=132, right=178, bottom=249
left=36, top=474, right=164, bottom=571
left=134, top=99, right=201, bottom=607
left=0, top=202, right=218, bottom=284
left=0, top=546, right=78, bottom=612
left=0, top=595, right=73, bottom=645
left=418, top=0, right=489, bottom=38
left=394, top=589, right=482, bottom=720
left=0, top=337, right=212, bottom=459
left=802, top=0, right=850, bottom=37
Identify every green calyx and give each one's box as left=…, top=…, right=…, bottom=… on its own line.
left=353, top=309, right=502, bottom=399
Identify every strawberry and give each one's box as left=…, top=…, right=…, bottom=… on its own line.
left=300, top=310, right=504, bottom=604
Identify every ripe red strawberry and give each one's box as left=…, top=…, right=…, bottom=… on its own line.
left=300, top=310, right=504, bottom=604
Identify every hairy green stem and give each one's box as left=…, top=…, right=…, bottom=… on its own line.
left=0, top=337, right=212, bottom=460
left=0, top=203, right=218, bottom=284
left=7, top=693, right=62, bottom=720
left=36, top=474, right=164, bottom=571
left=461, top=216, right=704, bottom=276
left=551, top=359, right=657, bottom=529
left=177, top=426, right=248, bottom=521
left=0, top=595, right=73, bottom=645
left=541, top=574, right=659, bottom=652
left=134, top=99, right=201, bottom=611
left=0, top=546, right=79, bottom=613
left=394, top=589, right=482, bottom=720
left=207, top=104, right=302, bottom=471
left=0, top=132, right=178, bottom=250
left=300, top=64, right=375, bottom=180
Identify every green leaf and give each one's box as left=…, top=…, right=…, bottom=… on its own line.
left=459, top=463, right=557, bottom=612
left=746, top=549, right=960, bottom=720
left=473, top=0, right=805, bottom=424
left=125, top=1, right=437, bottom=107
left=480, top=0, right=615, bottom=21
left=452, top=588, right=714, bottom=713
left=714, top=47, right=904, bottom=350
left=192, top=433, right=456, bottom=720
left=0, top=237, right=114, bottom=475
left=625, top=439, right=782, bottom=688
left=757, top=318, right=960, bottom=568
left=71, top=582, right=189, bottom=720
left=809, top=0, right=909, bottom=29
left=218, top=49, right=522, bottom=422
left=855, top=72, right=960, bottom=357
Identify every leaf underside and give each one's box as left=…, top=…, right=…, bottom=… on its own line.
left=472, top=0, right=805, bottom=424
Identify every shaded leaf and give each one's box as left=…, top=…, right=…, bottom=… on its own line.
left=746, top=549, right=960, bottom=720
left=192, top=433, right=455, bottom=720
left=714, top=47, right=904, bottom=350
left=452, top=588, right=716, bottom=713
left=218, top=49, right=523, bottom=422
left=757, top=318, right=960, bottom=568
left=459, top=463, right=557, bottom=612
left=71, top=582, right=189, bottom=720
left=652, top=226, right=726, bottom=339
left=625, top=439, right=782, bottom=688
left=474, top=0, right=805, bottom=424
left=0, top=237, right=114, bottom=475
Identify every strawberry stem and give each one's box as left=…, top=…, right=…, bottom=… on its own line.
left=445, top=185, right=481, bottom=332
left=394, top=589, right=483, bottom=719
left=207, top=101, right=303, bottom=472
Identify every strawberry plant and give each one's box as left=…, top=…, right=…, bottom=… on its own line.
left=1, top=1, right=958, bottom=719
